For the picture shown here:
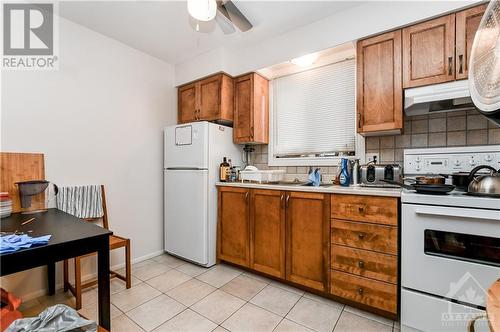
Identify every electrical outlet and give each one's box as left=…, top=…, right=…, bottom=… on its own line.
left=366, top=153, right=380, bottom=164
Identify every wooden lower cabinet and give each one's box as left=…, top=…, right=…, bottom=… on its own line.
left=217, top=187, right=250, bottom=267
left=250, top=189, right=285, bottom=278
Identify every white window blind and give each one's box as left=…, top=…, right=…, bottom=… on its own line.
left=272, top=59, right=356, bottom=157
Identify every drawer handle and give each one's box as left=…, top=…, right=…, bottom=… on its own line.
left=358, top=233, right=366, bottom=240
left=448, top=56, right=453, bottom=76
left=358, top=288, right=364, bottom=295
left=458, top=54, right=464, bottom=74
left=358, top=260, right=365, bottom=269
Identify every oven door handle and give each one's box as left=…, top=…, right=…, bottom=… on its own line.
left=415, top=207, right=500, bottom=221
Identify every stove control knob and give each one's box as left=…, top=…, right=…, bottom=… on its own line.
left=469, top=159, right=477, bottom=166
left=415, top=156, right=422, bottom=163
left=454, top=159, right=461, bottom=166
left=485, top=154, right=493, bottom=162
left=415, top=164, right=421, bottom=171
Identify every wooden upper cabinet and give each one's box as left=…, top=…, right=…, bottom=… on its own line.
left=285, top=191, right=329, bottom=292
left=233, top=73, right=269, bottom=144
left=357, top=30, right=403, bottom=135
left=178, top=73, right=233, bottom=124
left=455, top=4, right=487, bottom=80
left=250, top=189, right=285, bottom=278
left=217, top=187, right=250, bottom=267
left=403, top=14, right=456, bottom=88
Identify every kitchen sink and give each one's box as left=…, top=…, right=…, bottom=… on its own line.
left=266, top=181, right=332, bottom=187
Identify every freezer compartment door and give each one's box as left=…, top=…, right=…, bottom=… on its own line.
left=164, top=122, right=209, bottom=169
left=164, top=169, right=208, bottom=265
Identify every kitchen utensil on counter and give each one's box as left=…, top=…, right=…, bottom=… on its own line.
left=414, top=175, right=446, bottom=185
left=360, top=164, right=402, bottom=187
left=467, top=165, right=500, bottom=198
left=15, top=180, right=59, bottom=214
left=339, top=158, right=350, bottom=187
left=382, top=179, right=455, bottom=194
left=440, top=172, right=471, bottom=190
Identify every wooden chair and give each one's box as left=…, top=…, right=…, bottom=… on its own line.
left=63, top=185, right=131, bottom=310
left=468, top=279, right=500, bottom=332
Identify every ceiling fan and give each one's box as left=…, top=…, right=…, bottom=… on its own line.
left=187, top=0, right=253, bottom=34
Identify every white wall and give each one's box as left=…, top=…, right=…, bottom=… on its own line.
left=0, top=17, right=176, bottom=300
left=175, top=0, right=479, bottom=85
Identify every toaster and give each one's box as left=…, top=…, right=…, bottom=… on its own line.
left=359, top=164, right=402, bottom=187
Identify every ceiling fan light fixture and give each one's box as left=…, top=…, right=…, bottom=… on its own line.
left=291, top=53, right=319, bottom=67
left=187, top=0, right=217, bottom=22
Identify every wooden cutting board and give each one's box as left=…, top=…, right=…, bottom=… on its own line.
left=0, top=152, right=45, bottom=213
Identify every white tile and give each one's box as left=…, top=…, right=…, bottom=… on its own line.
left=196, top=265, right=241, bottom=288
left=153, top=309, right=217, bottom=332
left=111, top=314, right=144, bottom=332
left=176, top=262, right=211, bottom=277
left=220, top=275, right=267, bottom=301
left=344, top=306, right=394, bottom=327
left=270, top=280, right=305, bottom=296
left=303, top=292, right=344, bottom=310
left=133, top=259, right=156, bottom=268
left=334, top=311, right=392, bottom=332
left=222, top=303, right=282, bottom=332
left=166, top=279, right=216, bottom=307
left=127, top=295, right=185, bottom=331
left=153, top=254, right=186, bottom=268
left=212, top=327, right=229, bottom=332
left=191, top=290, right=245, bottom=324
left=78, top=303, right=122, bottom=321
left=242, top=271, right=272, bottom=284
left=81, top=287, right=98, bottom=307
left=111, top=283, right=161, bottom=312
left=110, top=276, right=142, bottom=294
left=38, top=290, right=75, bottom=308
left=274, top=319, right=315, bottom=332
left=250, top=285, right=301, bottom=316
left=286, top=297, right=341, bottom=332
left=146, top=269, right=192, bottom=293
left=132, top=261, right=172, bottom=281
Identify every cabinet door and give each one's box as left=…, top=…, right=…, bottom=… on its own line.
left=455, top=4, right=487, bottom=80
left=217, top=187, right=250, bottom=267
left=178, top=83, right=197, bottom=123
left=234, top=74, right=253, bottom=143
left=403, top=14, right=456, bottom=88
left=250, top=189, right=285, bottom=278
left=357, top=30, right=403, bottom=134
left=199, top=75, right=221, bottom=120
left=285, top=191, right=329, bottom=291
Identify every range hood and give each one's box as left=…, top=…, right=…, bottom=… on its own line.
left=404, top=80, right=477, bottom=116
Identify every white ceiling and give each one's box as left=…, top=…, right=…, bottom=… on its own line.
left=59, top=1, right=361, bottom=65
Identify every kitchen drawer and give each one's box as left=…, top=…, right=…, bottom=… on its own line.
left=331, top=245, right=397, bottom=284
left=331, top=194, right=398, bottom=226
left=330, top=270, right=397, bottom=314
left=331, top=219, right=397, bottom=255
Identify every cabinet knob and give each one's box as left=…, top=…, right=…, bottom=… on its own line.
left=358, top=288, right=364, bottom=295
left=448, top=57, right=453, bottom=76
left=358, top=206, right=365, bottom=213
left=358, top=233, right=366, bottom=240
left=458, top=54, right=464, bottom=74
left=358, top=260, right=365, bottom=269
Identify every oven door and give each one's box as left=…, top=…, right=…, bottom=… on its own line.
left=402, top=203, right=500, bottom=307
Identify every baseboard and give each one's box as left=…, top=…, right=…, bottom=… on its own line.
left=19, top=249, right=166, bottom=301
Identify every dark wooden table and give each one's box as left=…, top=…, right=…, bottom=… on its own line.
left=0, top=209, right=112, bottom=330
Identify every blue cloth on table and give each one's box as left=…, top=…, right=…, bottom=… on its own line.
left=0, top=234, right=51, bottom=254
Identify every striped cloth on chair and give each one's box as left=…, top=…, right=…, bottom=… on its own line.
left=56, top=185, right=104, bottom=219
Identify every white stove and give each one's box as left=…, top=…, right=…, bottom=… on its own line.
left=400, top=145, right=500, bottom=332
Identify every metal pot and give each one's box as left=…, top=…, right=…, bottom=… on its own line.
left=441, top=172, right=472, bottom=190
left=467, top=165, right=500, bottom=197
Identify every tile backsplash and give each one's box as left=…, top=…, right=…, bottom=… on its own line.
left=250, top=109, right=500, bottom=181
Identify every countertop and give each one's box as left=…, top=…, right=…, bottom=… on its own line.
left=216, top=182, right=401, bottom=197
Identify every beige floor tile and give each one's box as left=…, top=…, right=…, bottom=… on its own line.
left=334, top=311, right=392, bottom=332
left=19, top=298, right=41, bottom=312
left=269, top=280, right=305, bottom=296
left=78, top=303, right=123, bottom=321
left=80, top=287, right=98, bottom=307
left=274, top=319, right=315, bottom=332
left=111, top=283, right=161, bottom=312
left=153, top=309, right=217, bottom=332
left=153, top=254, right=186, bottom=268
left=112, top=314, right=144, bottom=332
left=191, top=290, right=245, bottom=324
left=146, top=269, right=192, bottom=293
left=19, top=301, right=45, bottom=318
left=166, top=279, right=216, bottom=306
left=250, top=285, right=301, bottom=316
left=286, top=297, right=341, bottom=332
left=212, top=327, right=229, bottom=332
left=303, top=292, right=344, bottom=310
left=222, top=303, right=282, bottom=332
left=220, top=275, right=267, bottom=301
left=38, top=290, right=76, bottom=308
left=132, top=259, right=156, bottom=269
left=110, top=276, right=142, bottom=294
left=241, top=271, right=273, bottom=284
left=176, top=262, right=211, bottom=277
left=344, top=306, right=394, bottom=327
left=196, top=265, right=241, bottom=288
left=127, top=295, right=185, bottom=331
left=133, top=261, right=172, bottom=281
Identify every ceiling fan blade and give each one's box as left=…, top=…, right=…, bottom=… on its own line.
left=215, top=11, right=236, bottom=34
left=220, top=0, right=253, bottom=32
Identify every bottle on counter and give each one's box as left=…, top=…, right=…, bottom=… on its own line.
left=220, top=157, right=230, bottom=182
left=339, top=158, right=351, bottom=187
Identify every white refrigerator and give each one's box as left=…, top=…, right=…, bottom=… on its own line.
left=164, top=121, right=242, bottom=267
